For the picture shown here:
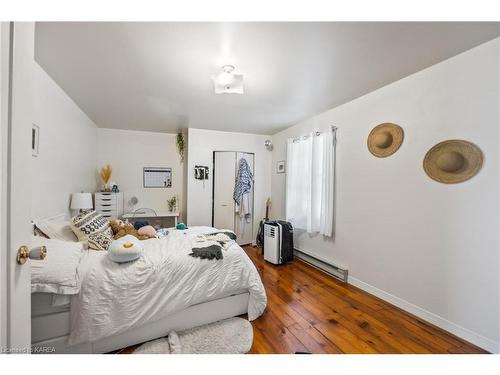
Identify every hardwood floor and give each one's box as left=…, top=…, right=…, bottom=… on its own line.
left=118, top=245, right=487, bottom=354
left=243, top=246, right=487, bottom=354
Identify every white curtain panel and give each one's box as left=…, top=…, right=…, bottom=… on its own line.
left=286, top=134, right=313, bottom=231
left=286, top=130, right=335, bottom=236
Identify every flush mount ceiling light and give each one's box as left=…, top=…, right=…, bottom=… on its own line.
left=212, top=65, right=244, bottom=94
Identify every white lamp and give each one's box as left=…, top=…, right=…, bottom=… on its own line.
left=70, top=193, right=93, bottom=212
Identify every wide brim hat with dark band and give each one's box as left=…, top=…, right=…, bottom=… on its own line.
left=367, top=123, right=404, bottom=158
left=423, top=139, right=483, bottom=184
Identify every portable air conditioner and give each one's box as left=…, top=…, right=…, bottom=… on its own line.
left=264, top=224, right=280, bottom=264
left=263, top=221, right=294, bottom=265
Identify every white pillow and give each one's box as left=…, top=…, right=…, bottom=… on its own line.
left=30, top=236, right=84, bottom=295
left=107, top=234, right=144, bottom=263
left=33, top=218, right=78, bottom=242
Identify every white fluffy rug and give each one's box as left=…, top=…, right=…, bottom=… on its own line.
left=133, top=317, right=253, bottom=354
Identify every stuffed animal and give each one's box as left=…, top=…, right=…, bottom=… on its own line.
left=138, top=225, right=156, bottom=238
left=110, top=219, right=150, bottom=241
left=108, top=234, right=144, bottom=263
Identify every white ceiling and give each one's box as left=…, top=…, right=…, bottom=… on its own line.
left=35, top=22, right=500, bottom=135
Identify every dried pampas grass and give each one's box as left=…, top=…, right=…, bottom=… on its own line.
left=99, top=164, right=112, bottom=190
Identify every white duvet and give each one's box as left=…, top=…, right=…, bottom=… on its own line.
left=68, top=227, right=267, bottom=346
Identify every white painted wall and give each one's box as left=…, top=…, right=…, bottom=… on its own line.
left=31, top=62, right=98, bottom=219
left=186, top=128, right=272, bottom=240
left=96, top=128, right=185, bottom=223
left=271, top=38, right=500, bottom=352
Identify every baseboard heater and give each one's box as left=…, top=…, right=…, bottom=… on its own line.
left=294, top=248, right=348, bottom=283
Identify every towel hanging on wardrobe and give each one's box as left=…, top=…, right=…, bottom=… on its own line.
left=233, top=158, right=253, bottom=222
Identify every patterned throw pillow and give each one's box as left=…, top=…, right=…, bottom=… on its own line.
left=88, top=232, right=114, bottom=251
left=70, top=210, right=113, bottom=251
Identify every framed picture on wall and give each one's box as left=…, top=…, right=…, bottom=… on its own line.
left=277, top=160, right=286, bottom=174
left=143, top=167, right=172, bottom=188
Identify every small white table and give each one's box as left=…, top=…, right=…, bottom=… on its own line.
left=122, top=210, right=180, bottom=226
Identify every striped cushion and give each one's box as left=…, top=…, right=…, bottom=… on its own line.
left=70, top=210, right=113, bottom=250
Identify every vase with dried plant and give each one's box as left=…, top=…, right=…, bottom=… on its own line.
left=99, top=164, right=113, bottom=192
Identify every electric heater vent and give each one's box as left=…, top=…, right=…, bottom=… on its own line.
left=294, top=249, right=349, bottom=283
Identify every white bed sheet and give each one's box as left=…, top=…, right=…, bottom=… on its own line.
left=68, top=227, right=267, bottom=346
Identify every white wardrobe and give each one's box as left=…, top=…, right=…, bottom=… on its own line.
left=212, top=151, right=254, bottom=245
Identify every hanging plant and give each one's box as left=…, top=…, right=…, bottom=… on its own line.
left=167, top=196, right=177, bottom=212
left=176, top=132, right=185, bottom=163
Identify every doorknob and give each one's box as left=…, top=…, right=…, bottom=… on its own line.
left=17, top=245, right=47, bottom=265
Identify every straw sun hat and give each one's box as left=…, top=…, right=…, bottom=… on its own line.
left=423, top=140, right=483, bottom=184
left=367, top=123, right=404, bottom=158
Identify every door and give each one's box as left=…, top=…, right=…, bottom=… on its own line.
left=1, top=22, right=34, bottom=353
left=234, top=152, right=254, bottom=245
left=213, top=151, right=236, bottom=230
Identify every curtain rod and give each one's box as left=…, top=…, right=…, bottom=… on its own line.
left=290, top=125, right=337, bottom=142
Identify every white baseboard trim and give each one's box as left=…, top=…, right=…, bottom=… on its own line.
left=348, top=276, right=499, bottom=354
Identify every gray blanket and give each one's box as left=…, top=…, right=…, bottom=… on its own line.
left=189, top=231, right=237, bottom=260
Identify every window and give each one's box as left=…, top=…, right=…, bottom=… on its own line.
left=286, top=128, right=336, bottom=236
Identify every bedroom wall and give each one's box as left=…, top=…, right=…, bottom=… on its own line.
left=186, top=128, right=273, bottom=240
left=96, top=128, right=185, bottom=224
left=271, top=38, right=500, bottom=352
left=32, top=62, right=98, bottom=219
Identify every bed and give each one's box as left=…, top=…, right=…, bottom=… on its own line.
left=31, top=218, right=267, bottom=354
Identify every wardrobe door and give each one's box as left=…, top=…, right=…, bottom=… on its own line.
left=234, top=152, right=254, bottom=245
left=213, top=151, right=236, bottom=231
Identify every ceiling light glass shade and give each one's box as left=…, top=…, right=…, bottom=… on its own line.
left=216, top=71, right=235, bottom=86
left=212, top=65, right=244, bottom=94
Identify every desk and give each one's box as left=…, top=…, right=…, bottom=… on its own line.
left=122, top=210, right=179, bottom=226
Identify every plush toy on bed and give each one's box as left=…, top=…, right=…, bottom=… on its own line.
left=110, top=219, right=153, bottom=241
left=138, top=225, right=156, bottom=238
left=107, top=234, right=144, bottom=263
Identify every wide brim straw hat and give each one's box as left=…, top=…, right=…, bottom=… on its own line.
left=367, top=123, right=404, bottom=158
left=423, top=140, right=483, bottom=184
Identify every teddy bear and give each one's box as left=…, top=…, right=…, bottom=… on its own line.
left=110, top=219, right=151, bottom=241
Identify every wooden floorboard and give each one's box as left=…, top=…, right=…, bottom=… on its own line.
left=243, top=245, right=487, bottom=354
left=119, top=245, right=487, bottom=354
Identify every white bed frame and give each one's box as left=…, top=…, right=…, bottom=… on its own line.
left=32, top=292, right=250, bottom=354
left=31, top=214, right=252, bottom=354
